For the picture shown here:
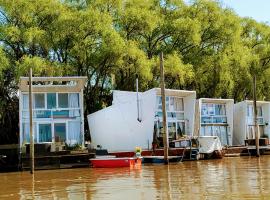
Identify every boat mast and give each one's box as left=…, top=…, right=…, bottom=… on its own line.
left=160, top=52, right=169, bottom=164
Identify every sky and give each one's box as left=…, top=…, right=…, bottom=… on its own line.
left=221, top=0, right=270, bottom=23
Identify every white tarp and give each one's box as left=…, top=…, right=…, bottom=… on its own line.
left=198, top=136, right=222, bottom=154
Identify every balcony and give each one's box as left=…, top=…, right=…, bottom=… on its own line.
left=201, top=116, right=227, bottom=124
left=22, top=108, right=81, bottom=120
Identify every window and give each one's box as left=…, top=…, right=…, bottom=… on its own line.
left=201, top=103, right=227, bottom=124
left=47, top=93, right=56, bottom=109
left=54, top=123, right=66, bottom=142
left=22, top=122, right=37, bottom=143
left=247, top=105, right=263, bottom=117
left=177, top=122, right=185, bottom=138
left=215, top=104, right=226, bottom=115
left=23, top=94, right=29, bottom=109
left=58, top=93, right=68, bottom=108
left=39, top=124, right=52, bottom=142
left=34, top=94, right=45, bottom=109
left=68, top=121, right=81, bottom=145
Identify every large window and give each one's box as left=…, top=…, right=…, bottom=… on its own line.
left=58, top=93, right=68, bottom=108
left=201, top=103, right=227, bottom=124
left=247, top=105, right=264, bottom=125
left=54, top=123, right=66, bottom=142
left=39, top=124, right=52, bottom=142
left=34, top=94, right=45, bottom=109
left=23, top=94, right=29, bottom=109
left=47, top=93, right=56, bottom=109
left=155, top=96, right=185, bottom=139
left=201, top=125, right=229, bottom=145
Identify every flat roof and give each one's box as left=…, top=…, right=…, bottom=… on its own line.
left=19, top=76, right=87, bottom=92
left=154, top=88, right=196, bottom=97
left=199, top=98, right=234, bottom=104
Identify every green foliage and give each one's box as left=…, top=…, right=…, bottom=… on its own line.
left=1, top=0, right=270, bottom=143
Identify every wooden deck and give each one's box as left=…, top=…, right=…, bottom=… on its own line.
left=21, top=151, right=95, bottom=170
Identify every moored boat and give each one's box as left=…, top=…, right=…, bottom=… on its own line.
left=142, top=156, right=183, bottom=163
left=90, top=157, right=142, bottom=168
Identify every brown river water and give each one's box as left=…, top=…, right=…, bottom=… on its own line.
left=1, top=156, right=270, bottom=200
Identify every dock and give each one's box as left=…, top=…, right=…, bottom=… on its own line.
left=21, top=151, right=95, bottom=170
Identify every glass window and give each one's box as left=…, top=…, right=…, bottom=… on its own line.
left=247, top=105, right=263, bottom=117
left=208, top=104, right=215, bottom=115
left=156, top=96, right=161, bottom=110
left=247, top=105, right=252, bottom=117
left=259, top=125, right=265, bottom=137
left=54, top=123, right=66, bottom=142
left=22, top=123, right=30, bottom=143
left=47, top=93, right=56, bottom=109
left=214, top=116, right=227, bottom=123
left=201, top=126, right=212, bottom=136
left=34, top=94, right=45, bottom=109
left=167, top=112, right=176, bottom=119
left=155, top=111, right=163, bottom=118
left=177, top=122, right=185, bottom=138
left=168, top=122, right=176, bottom=139
left=201, top=104, right=208, bottom=115
left=257, top=106, right=263, bottom=117
left=170, top=97, right=175, bottom=111
left=166, top=97, right=169, bottom=111
left=215, top=104, right=226, bottom=115
left=23, top=94, right=29, bottom=109
left=53, top=110, right=69, bottom=118
left=39, top=124, right=52, bottom=142
left=176, top=113, right=184, bottom=120
left=68, top=121, right=81, bottom=145
left=201, top=116, right=211, bottom=123
left=174, top=98, right=184, bottom=111
left=22, top=122, right=37, bottom=143
left=34, top=110, right=51, bottom=118
left=58, top=93, right=68, bottom=108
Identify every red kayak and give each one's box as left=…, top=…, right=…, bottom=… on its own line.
left=90, top=157, right=142, bottom=168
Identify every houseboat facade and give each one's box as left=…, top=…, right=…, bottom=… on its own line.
left=233, top=100, right=270, bottom=145
left=88, top=88, right=196, bottom=152
left=195, top=98, right=234, bottom=146
left=18, top=76, right=87, bottom=149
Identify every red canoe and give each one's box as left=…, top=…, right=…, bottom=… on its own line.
left=90, top=157, right=141, bottom=168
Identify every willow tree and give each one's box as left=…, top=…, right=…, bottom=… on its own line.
left=1, top=0, right=270, bottom=144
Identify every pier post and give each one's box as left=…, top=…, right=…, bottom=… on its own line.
left=29, top=68, right=35, bottom=173
left=160, top=52, right=169, bottom=164
left=253, top=75, right=260, bottom=157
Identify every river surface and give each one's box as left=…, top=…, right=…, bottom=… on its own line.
left=1, top=156, right=270, bottom=200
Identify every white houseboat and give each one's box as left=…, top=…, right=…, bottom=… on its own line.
left=195, top=98, right=234, bottom=146
left=87, top=88, right=196, bottom=152
left=18, top=76, right=87, bottom=149
left=233, top=100, right=270, bottom=145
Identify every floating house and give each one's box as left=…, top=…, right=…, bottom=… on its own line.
left=88, top=88, right=196, bottom=152
left=233, top=100, right=270, bottom=145
left=195, top=98, right=234, bottom=146
left=18, top=76, right=87, bottom=148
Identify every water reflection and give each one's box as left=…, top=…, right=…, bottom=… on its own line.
left=1, top=157, right=270, bottom=199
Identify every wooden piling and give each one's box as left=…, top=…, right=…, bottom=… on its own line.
left=29, top=68, right=35, bottom=173
left=160, top=52, right=169, bottom=164
left=253, top=75, right=260, bottom=157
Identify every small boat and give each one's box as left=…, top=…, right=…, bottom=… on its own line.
left=142, top=156, right=183, bottom=164
left=90, top=157, right=142, bottom=168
